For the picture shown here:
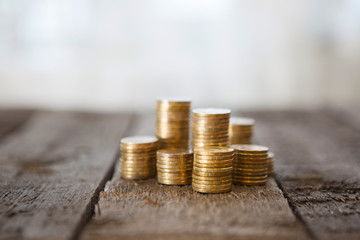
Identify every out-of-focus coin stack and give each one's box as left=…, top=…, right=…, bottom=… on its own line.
left=156, top=149, right=193, bottom=185
left=267, top=152, right=274, bottom=176
left=192, top=148, right=234, bottom=193
left=156, top=98, right=191, bottom=150
left=120, top=136, right=158, bottom=180
left=232, top=144, right=269, bottom=185
left=229, top=117, right=255, bottom=144
left=192, top=108, right=231, bottom=150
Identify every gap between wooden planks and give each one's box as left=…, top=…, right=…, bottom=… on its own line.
left=0, top=111, right=132, bottom=240
left=81, top=113, right=310, bottom=240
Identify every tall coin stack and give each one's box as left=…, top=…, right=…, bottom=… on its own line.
left=120, top=136, right=158, bottom=180
left=192, top=108, right=231, bottom=150
left=192, top=148, right=234, bottom=193
left=231, top=144, right=269, bottom=185
left=157, top=149, right=193, bottom=185
left=230, top=117, right=255, bottom=144
left=267, top=152, right=274, bottom=176
left=156, top=98, right=191, bottom=150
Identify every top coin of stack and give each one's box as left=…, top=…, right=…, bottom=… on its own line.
left=120, top=136, right=158, bottom=180
left=231, top=144, right=269, bottom=186
left=267, top=152, right=274, bottom=176
left=156, top=149, right=193, bottom=185
left=192, top=148, right=234, bottom=194
left=192, top=108, right=231, bottom=150
left=156, top=98, right=191, bottom=150
left=230, top=117, right=255, bottom=144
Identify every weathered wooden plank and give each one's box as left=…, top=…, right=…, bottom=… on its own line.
left=0, top=111, right=132, bottom=240
left=323, top=107, right=360, bottom=133
left=0, top=109, right=33, bottom=141
left=81, top=114, right=310, bottom=240
left=248, top=110, right=360, bottom=240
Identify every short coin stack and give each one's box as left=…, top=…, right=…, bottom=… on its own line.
left=230, top=117, right=255, bottom=144
left=267, top=152, right=274, bottom=176
left=192, top=148, right=234, bottom=193
left=192, top=108, right=231, bottom=150
left=120, top=136, right=158, bottom=180
left=156, top=149, right=193, bottom=185
left=156, top=98, right=191, bottom=150
left=232, top=144, right=269, bottom=185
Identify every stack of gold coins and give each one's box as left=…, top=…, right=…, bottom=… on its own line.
left=120, top=136, right=158, bottom=180
left=156, top=98, right=191, bottom=150
left=230, top=117, right=255, bottom=144
left=156, top=149, right=193, bottom=185
left=267, top=152, right=274, bottom=176
left=232, top=144, right=269, bottom=185
left=192, top=148, right=233, bottom=193
left=192, top=108, right=231, bottom=150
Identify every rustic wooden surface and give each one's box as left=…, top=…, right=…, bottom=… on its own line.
left=0, top=111, right=132, bottom=240
left=248, top=110, right=360, bottom=240
left=0, top=109, right=33, bottom=141
left=80, top=114, right=310, bottom=240
left=0, top=109, right=359, bottom=240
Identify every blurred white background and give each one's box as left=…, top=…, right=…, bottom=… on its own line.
left=0, top=0, right=359, bottom=112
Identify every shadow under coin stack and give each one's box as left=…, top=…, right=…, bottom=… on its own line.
left=156, top=98, right=191, bottom=150
left=231, top=144, right=269, bottom=185
left=230, top=117, right=255, bottom=144
left=192, top=108, right=231, bottom=150
left=156, top=149, right=193, bottom=185
left=192, top=148, right=234, bottom=193
left=267, top=152, right=274, bottom=176
left=120, top=136, right=158, bottom=180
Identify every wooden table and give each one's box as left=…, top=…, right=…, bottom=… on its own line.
left=0, top=109, right=359, bottom=240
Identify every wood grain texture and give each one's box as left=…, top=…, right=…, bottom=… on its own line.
left=0, top=111, right=132, bottom=240
left=323, top=107, right=360, bottom=133
left=0, top=109, right=33, bottom=141
left=248, top=110, right=360, bottom=240
left=81, top=114, right=309, bottom=240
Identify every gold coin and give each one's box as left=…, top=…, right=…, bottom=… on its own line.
left=194, top=159, right=233, bottom=164
left=192, top=187, right=231, bottom=194
left=157, top=180, right=191, bottom=185
left=193, top=170, right=232, bottom=177
left=194, top=148, right=234, bottom=155
left=194, top=158, right=233, bottom=164
left=121, top=136, right=158, bottom=144
left=192, top=173, right=232, bottom=179
left=233, top=180, right=266, bottom=186
left=233, top=167, right=267, bottom=172
left=157, top=149, right=192, bottom=157
left=192, top=182, right=232, bottom=189
left=233, top=175, right=267, bottom=180
left=192, top=178, right=232, bottom=184
left=231, top=144, right=268, bottom=153
left=234, top=159, right=268, bottom=164
left=157, top=171, right=191, bottom=176
left=193, top=166, right=232, bottom=172
left=233, top=173, right=267, bottom=178
left=193, top=108, right=231, bottom=115
left=156, top=161, right=193, bottom=166
left=194, top=164, right=232, bottom=169
left=157, top=168, right=192, bottom=173
left=234, top=152, right=268, bottom=156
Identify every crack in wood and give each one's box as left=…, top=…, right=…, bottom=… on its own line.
left=71, top=113, right=135, bottom=240
left=273, top=174, right=319, bottom=240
